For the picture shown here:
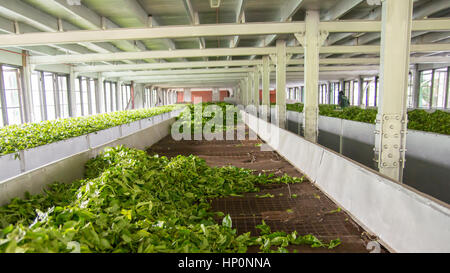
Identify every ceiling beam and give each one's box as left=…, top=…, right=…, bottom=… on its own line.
left=31, top=43, right=450, bottom=65
left=182, top=0, right=206, bottom=50
left=121, top=73, right=248, bottom=81
left=0, top=0, right=127, bottom=63
left=104, top=67, right=254, bottom=78
left=249, top=0, right=304, bottom=60
left=332, top=0, right=450, bottom=59
left=134, top=78, right=241, bottom=84
left=36, top=0, right=147, bottom=52
left=31, top=47, right=277, bottom=64
left=75, top=60, right=263, bottom=73
left=320, top=0, right=365, bottom=21
left=1, top=19, right=448, bottom=48
left=228, top=0, right=246, bottom=60
left=83, top=55, right=450, bottom=75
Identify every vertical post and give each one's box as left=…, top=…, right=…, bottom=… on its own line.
left=298, top=10, right=323, bottom=142
left=349, top=80, right=354, bottom=105
left=327, top=82, right=332, bottom=104
left=117, top=81, right=123, bottom=111
left=444, top=67, right=449, bottom=109
left=253, top=68, right=260, bottom=111
left=429, top=69, right=435, bottom=109
left=276, top=40, right=287, bottom=129
left=244, top=76, right=249, bottom=106
left=212, top=88, right=220, bottom=102
left=21, top=50, right=32, bottom=123
left=53, top=73, right=61, bottom=118
left=358, top=76, right=364, bottom=106
left=69, top=67, right=78, bottom=117
left=0, top=65, right=9, bottom=125
left=131, top=81, right=135, bottom=109
left=375, top=0, right=413, bottom=182
left=374, top=76, right=379, bottom=107
left=262, top=56, right=270, bottom=120
left=412, top=65, right=420, bottom=108
left=238, top=80, right=244, bottom=105
left=97, top=73, right=105, bottom=113
left=184, top=88, right=191, bottom=103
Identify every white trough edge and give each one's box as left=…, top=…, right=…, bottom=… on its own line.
left=243, top=110, right=450, bottom=253
left=286, top=110, right=450, bottom=166
left=0, top=116, right=176, bottom=206
left=0, top=110, right=181, bottom=183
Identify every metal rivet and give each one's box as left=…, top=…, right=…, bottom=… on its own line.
left=388, top=154, right=393, bottom=158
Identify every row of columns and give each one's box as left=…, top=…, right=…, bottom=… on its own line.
left=235, top=0, right=413, bottom=182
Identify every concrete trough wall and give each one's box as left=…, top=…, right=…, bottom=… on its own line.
left=244, top=111, right=450, bottom=253
left=284, top=110, right=450, bottom=203
left=0, top=109, right=183, bottom=183
left=0, top=115, right=177, bottom=206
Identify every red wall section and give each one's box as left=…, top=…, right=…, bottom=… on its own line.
left=177, top=90, right=230, bottom=103
left=259, top=90, right=277, bottom=103
left=220, top=90, right=230, bottom=101
left=177, top=92, right=184, bottom=103
left=191, top=91, right=212, bottom=103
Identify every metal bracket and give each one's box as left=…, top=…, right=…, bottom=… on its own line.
left=303, top=106, right=319, bottom=136
left=286, top=54, right=293, bottom=62
left=294, top=31, right=328, bottom=48
left=379, top=114, right=406, bottom=169
left=319, top=30, right=329, bottom=47
left=269, top=54, right=277, bottom=64
left=294, top=32, right=305, bottom=47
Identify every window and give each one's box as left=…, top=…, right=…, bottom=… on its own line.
left=89, top=79, right=97, bottom=114
left=58, top=75, right=69, bottom=118
left=363, top=78, right=376, bottom=107
left=111, top=82, right=116, bottom=111
left=31, top=72, right=43, bottom=122
left=104, top=81, right=111, bottom=112
left=2, top=66, right=23, bottom=125
left=447, top=68, right=450, bottom=109
left=75, top=78, right=82, bottom=117
left=81, top=77, right=89, bottom=116
left=419, top=70, right=432, bottom=108
left=352, top=81, right=360, bottom=106
left=122, top=85, right=131, bottom=110
left=43, top=73, right=57, bottom=120
left=432, top=68, right=447, bottom=108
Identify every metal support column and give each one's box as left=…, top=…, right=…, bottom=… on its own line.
left=296, top=10, right=327, bottom=142
left=275, top=40, right=287, bottom=129
left=69, top=67, right=78, bottom=117
left=97, top=73, right=105, bottom=113
left=184, top=88, right=191, bottom=103
left=375, top=0, right=413, bottom=182
left=253, top=67, right=260, bottom=111
left=117, top=81, right=123, bottom=111
left=262, top=56, right=271, bottom=120
left=212, top=88, right=220, bottom=102
left=412, top=65, right=420, bottom=108
left=358, top=76, right=364, bottom=106
left=21, top=50, right=32, bottom=123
